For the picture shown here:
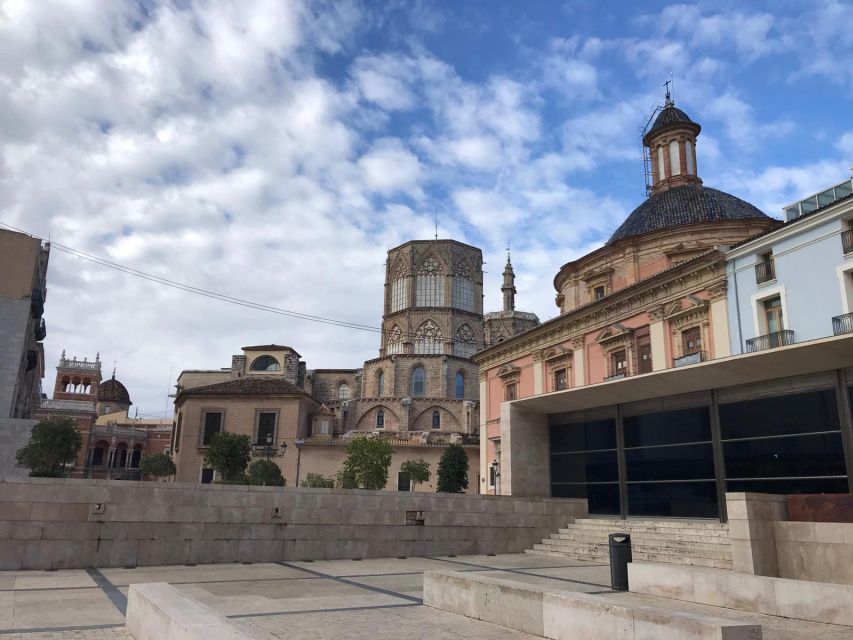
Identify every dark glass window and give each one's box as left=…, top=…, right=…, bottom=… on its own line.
left=623, top=407, right=711, bottom=448
left=719, top=389, right=839, bottom=440
left=173, top=413, right=182, bottom=453
left=505, top=382, right=518, bottom=400
left=251, top=355, right=280, bottom=371
left=637, top=338, right=652, bottom=374
left=411, top=367, right=425, bottom=396
left=554, top=368, right=567, bottom=391
left=552, top=483, right=619, bottom=515
left=727, top=477, right=848, bottom=494
left=91, top=446, right=104, bottom=466
left=551, top=450, right=618, bottom=483
left=625, top=443, right=715, bottom=482
left=256, top=412, right=276, bottom=445
left=724, top=432, right=846, bottom=479
left=201, top=468, right=214, bottom=484
left=455, top=372, right=464, bottom=399
left=594, top=286, right=605, bottom=300
left=627, top=481, right=718, bottom=518
left=377, top=371, right=384, bottom=397
left=202, top=412, right=222, bottom=446
left=376, top=409, right=385, bottom=428
left=432, top=410, right=440, bottom=429
left=550, top=419, right=616, bottom=453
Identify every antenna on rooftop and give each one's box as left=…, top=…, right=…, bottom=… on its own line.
left=434, top=209, right=438, bottom=240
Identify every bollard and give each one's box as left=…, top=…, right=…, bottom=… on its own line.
left=608, top=532, right=632, bottom=591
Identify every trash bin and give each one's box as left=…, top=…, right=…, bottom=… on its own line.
left=608, top=533, right=632, bottom=591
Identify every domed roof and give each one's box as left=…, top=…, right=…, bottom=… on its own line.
left=643, top=103, right=700, bottom=144
left=607, top=185, right=770, bottom=245
left=97, top=376, right=132, bottom=405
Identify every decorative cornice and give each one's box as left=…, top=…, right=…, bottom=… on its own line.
left=647, top=304, right=665, bottom=323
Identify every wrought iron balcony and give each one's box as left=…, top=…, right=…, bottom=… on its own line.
left=754, top=259, right=775, bottom=284
left=604, top=373, right=626, bottom=381
left=673, top=351, right=705, bottom=367
left=843, top=229, right=853, bottom=255
left=745, top=330, right=795, bottom=353
left=832, top=312, right=853, bottom=336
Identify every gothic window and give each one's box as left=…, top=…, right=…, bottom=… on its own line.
left=416, top=257, right=444, bottom=306
left=453, top=324, right=477, bottom=358
left=250, top=355, right=280, bottom=371
left=455, top=371, right=464, bottom=399
left=386, top=324, right=403, bottom=355
left=415, top=320, right=443, bottom=354
left=390, top=278, right=408, bottom=312
left=338, top=383, right=350, bottom=400
left=376, top=409, right=385, bottom=429
left=452, top=262, right=475, bottom=311
left=432, top=411, right=441, bottom=429
left=411, top=367, right=426, bottom=396
left=377, top=371, right=385, bottom=397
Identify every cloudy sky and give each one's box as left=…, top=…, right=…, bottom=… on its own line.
left=2, top=0, right=852, bottom=416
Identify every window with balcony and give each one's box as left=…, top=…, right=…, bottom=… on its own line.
left=747, top=296, right=794, bottom=352
left=755, top=252, right=775, bottom=284
left=609, top=350, right=628, bottom=379
left=843, top=221, right=853, bottom=255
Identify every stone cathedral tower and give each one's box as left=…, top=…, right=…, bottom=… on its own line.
left=483, top=252, right=540, bottom=346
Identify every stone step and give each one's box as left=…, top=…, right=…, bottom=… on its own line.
left=525, top=548, right=607, bottom=563
left=534, top=541, right=731, bottom=561
left=566, top=520, right=729, bottom=533
left=528, top=546, right=733, bottom=570
left=551, top=531, right=730, bottom=545
left=543, top=538, right=731, bottom=554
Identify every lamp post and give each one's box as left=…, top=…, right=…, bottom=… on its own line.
left=262, top=433, right=287, bottom=460
left=490, top=458, right=501, bottom=495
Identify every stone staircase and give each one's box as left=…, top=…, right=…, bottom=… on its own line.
left=526, top=517, right=732, bottom=569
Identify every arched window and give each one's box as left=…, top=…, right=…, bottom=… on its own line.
left=432, top=410, right=440, bottom=429
left=251, top=355, right=280, bottom=371
left=416, top=257, right=444, bottom=306
left=411, top=367, right=425, bottom=396
left=390, top=261, right=409, bottom=312
left=338, top=383, right=350, bottom=400
left=377, top=371, right=385, bottom=397
left=453, top=324, right=477, bottom=358
left=376, top=409, right=385, bottom=428
left=455, top=372, right=464, bottom=399
left=453, top=261, right=475, bottom=311
left=386, top=324, right=403, bottom=355
left=415, top=320, right=443, bottom=354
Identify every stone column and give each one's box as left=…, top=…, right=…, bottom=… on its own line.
left=500, top=402, right=550, bottom=497
left=708, top=282, right=731, bottom=358
left=532, top=352, right=544, bottom=395
left=478, top=372, right=489, bottom=495
left=726, top=492, right=788, bottom=576
left=648, top=306, right=667, bottom=371
left=570, top=337, right=585, bottom=388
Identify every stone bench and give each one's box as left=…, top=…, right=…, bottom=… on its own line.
left=423, top=569, right=762, bottom=639
left=126, top=582, right=257, bottom=640
left=629, top=561, right=853, bottom=627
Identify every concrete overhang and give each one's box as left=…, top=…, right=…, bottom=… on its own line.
left=513, top=333, right=853, bottom=414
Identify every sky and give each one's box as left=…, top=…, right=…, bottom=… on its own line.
left=2, top=0, right=852, bottom=417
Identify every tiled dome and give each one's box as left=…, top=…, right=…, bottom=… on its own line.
left=643, top=104, right=700, bottom=144
left=607, top=185, right=770, bottom=244
left=97, top=377, right=131, bottom=405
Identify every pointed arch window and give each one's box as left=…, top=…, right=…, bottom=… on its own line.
left=411, top=367, right=425, bottom=396
left=455, top=371, right=464, bottom=399
left=377, top=371, right=385, bottom=397
left=416, top=257, right=444, bottom=306
left=432, top=410, right=441, bottom=429
left=338, top=383, right=350, bottom=400
left=386, top=324, right=403, bottom=355
left=453, top=324, right=477, bottom=358
left=452, top=261, right=475, bottom=311
left=376, top=409, right=385, bottom=429
left=415, top=320, right=443, bottom=354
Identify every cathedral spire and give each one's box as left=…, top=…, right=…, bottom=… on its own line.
left=502, top=248, right=516, bottom=312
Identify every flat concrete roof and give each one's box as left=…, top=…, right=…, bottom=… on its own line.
left=513, top=333, right=853, bottom=414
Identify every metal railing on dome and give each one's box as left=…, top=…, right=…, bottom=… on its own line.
left=783, top=177, right=853, bottom=222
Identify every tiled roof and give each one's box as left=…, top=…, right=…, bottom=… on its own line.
left=177, top=376, right=307, bottom=397
left=645, top=104, right=700, bottom=141
left=97, top=378, right=132, bottom=405
left=607, top=185, right=770, bottom=244
left=241, top=344, right=296, bottom=351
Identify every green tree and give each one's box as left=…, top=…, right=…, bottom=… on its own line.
left=436, top=443, right=469, bottom=493
left=400, top=458, right=430, bottom=491
left=204, top=432, right=251, bottom=482
left=335, top=466, right=358, bottom=489
left=302, top=472, right=335, bottom=488
left=138, top=452, right=176, bottom=479
left=341, top=436, right=393, bottom=490
left=246, top=459, right=285, bottom=486
left=16, top=416, right=82, bottom=477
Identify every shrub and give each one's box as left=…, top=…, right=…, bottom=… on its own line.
left=203, top=432, right=251, bottom=482
left=399, top=458, right=430, bottom=490
left=436, top=443, right=469, bottom=493
left=341, top=436, right=393, bottom=490
left=302, top=472, right=335, bottom=488
left=16, top=416, right=82, bottom=477
left=246, top=459, right=285, bottom=486
left=138, top=452, right=176, bottom=479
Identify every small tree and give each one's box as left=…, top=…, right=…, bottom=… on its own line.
left=436, top=443, right=469, bottom=493
left=341, top=436, right=393, bottom=490
left=400, top=458, right=430, bottom=491
left=204, top=432, right=251, bottom=482
left=335, top=466, right=358, bottom=489
left=246, top=459, right=285, bottom=486
left=138, top=452, right=176, bottom=480
left=302, top=472, right=335, bottom=488
left=16, top=416, right=82, bottom=477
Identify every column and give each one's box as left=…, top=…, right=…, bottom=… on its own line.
left=532, top=352, right=544, bottom=395
left=478, top=372, right=489, bottom=495
left=709, top=283, right=731, bottom=358
left=648, top=306, right=667, bottom=371
left=570, top=337, right=585, bottom=387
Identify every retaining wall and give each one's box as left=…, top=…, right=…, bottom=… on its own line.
left=0, top=478, right=586, bottom=570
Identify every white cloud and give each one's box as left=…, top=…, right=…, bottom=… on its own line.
left=358, top=138, right=422, bottom=195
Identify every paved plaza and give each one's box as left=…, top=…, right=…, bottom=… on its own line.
left=1, top=553, right=852, bottom=639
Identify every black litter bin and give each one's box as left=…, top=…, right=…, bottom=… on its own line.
left=608, top=533, right=632, bottom=591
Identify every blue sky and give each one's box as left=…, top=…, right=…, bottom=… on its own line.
left=1, top=0, right=851, bottom=414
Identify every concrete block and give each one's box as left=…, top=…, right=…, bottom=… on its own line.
left=126, top=582, right=254, bottom=640
left=476, top=575, right=544, bottom=636
left=423, top=570, right=478, bottom=618
left=773, top=575, right=853, bottom=626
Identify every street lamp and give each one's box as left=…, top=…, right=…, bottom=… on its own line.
left=262, top=433, right=287, bottom=460
left=490, top=458, right=501, bottom=495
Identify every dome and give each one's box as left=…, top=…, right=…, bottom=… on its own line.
left=607, top=184, right=770, bottom=245
left=643, top=103, right=700, bottom=144
left=97, top=377, right=132, bottom=405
